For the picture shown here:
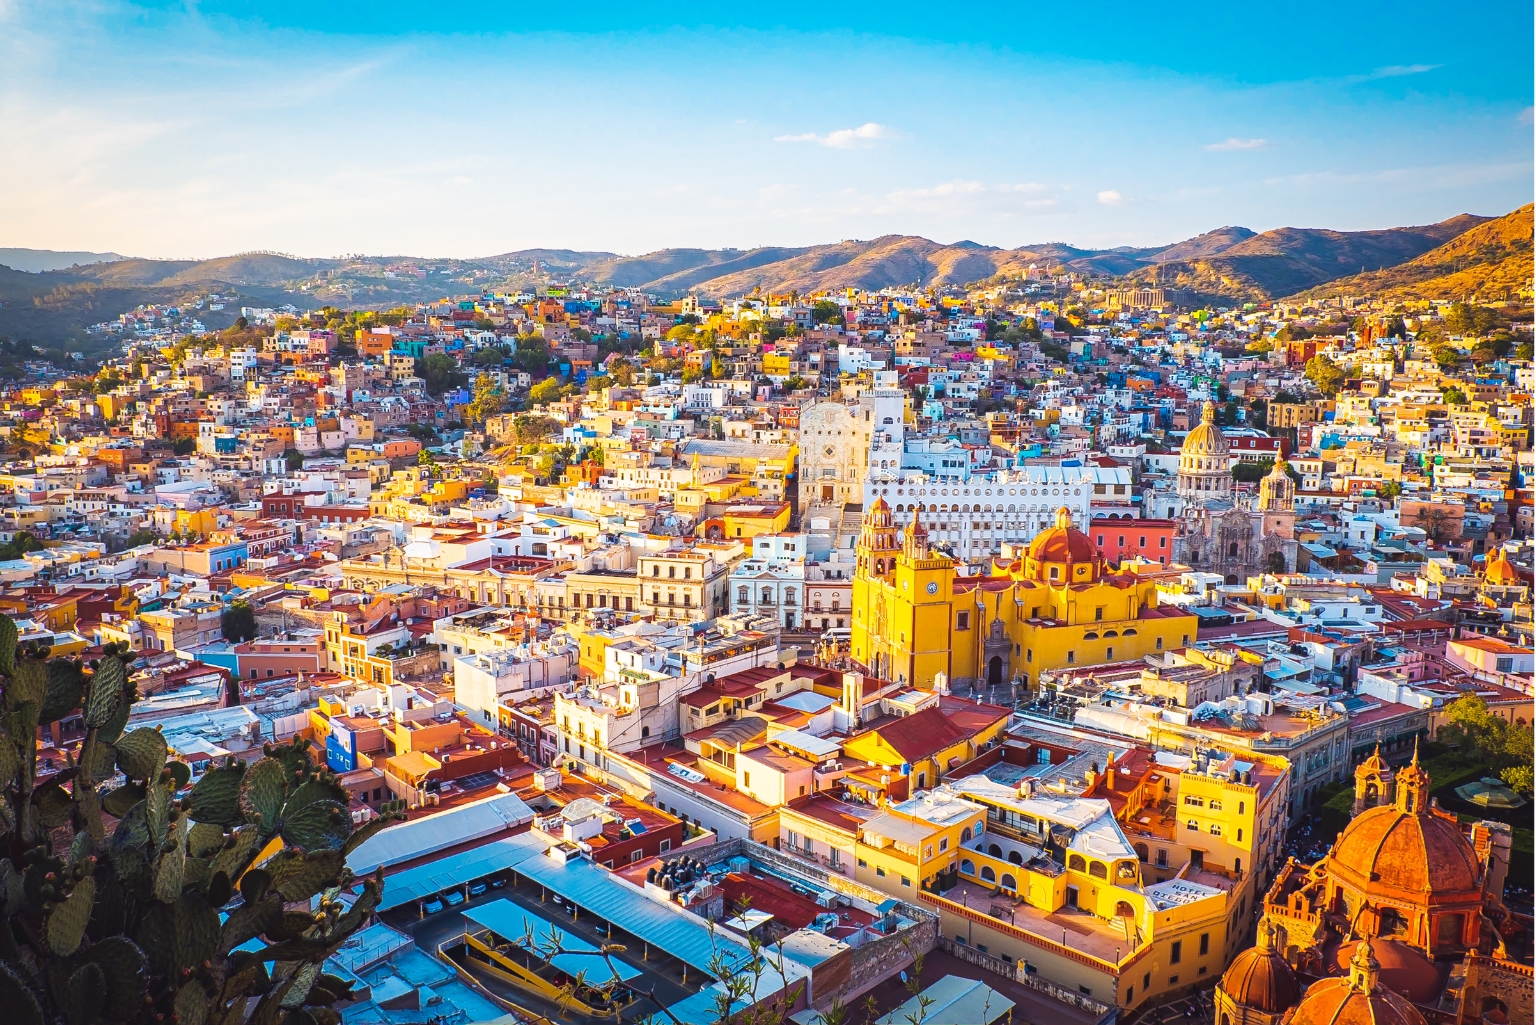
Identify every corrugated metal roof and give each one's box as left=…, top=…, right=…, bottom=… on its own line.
left=346, top=791, right=535, bottom=875
left=514, top=853, right=754, bottom=978
left=375, top=832, right=546, bottom=912
left=877, top=975, right=1015, bottom=1025
left=461, top=899, right=642, bottom=983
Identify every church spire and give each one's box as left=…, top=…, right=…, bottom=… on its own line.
left=1394, top=735, right=1430, bottom=815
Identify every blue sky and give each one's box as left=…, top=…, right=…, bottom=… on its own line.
left=2, top=1, right=1530, bottom=259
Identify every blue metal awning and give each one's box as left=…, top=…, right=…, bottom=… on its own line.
left=461, top=899, right=642, bottom=983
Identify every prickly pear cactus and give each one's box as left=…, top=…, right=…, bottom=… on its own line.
left=0, top=618, right=405, bottom=1025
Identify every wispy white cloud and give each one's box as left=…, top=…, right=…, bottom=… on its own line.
left=1206, top=137, right=1267, bottom=151
left=1097, top=190, right=1123, bottom=206
left=774, top=122, right=900, bottom=148
left=1520, top=107, right=1534, bottom=126
left=1342, top=63, right=1442, bottom=84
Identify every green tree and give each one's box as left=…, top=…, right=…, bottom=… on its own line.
left=511, top=335, right=551, bottom=373
left=511, top=414, right=559, bottom=446
left=1438, top=386, right=1468, bottom=406
left=1439, top=694, right=1534, bottom=772
left=283, top=449, right=304, bottom=472
left=125, top=529, right=160, bottom=549
left=1265, top=550, right=1287, bottom=573
left=470, top=344, right=509, bottom=368
left=810, top=300, right=843, bottom=325
left=0, top=531, right=44, bottom=562
left=415, top=353, right=466, bottom=396
left=607, top=357, right=636, bottom=387
left=1444, top=302, right=1497, bottom=338
left=464, top=373, right=504, bottom=424
left=527, top=377, right=564, bottom=406
left=1501, top=764, right=1533, bottom=795
left=1304, top=354, right=1346, bottom=397
left=220, top=600, right=258, bottom=642
left=171, top=437, right=196, bottom=456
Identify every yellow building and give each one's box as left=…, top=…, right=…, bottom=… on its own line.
left=851, top=501, right=1198, bottom=691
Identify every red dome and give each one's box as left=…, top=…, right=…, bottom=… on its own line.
left=1291, top=941, right=1427, bottom=1025
left=1222, top=939, right=1300, bottom=1012
left=1332, top=940, right=1444, bottom=1004
left=1026, top=506, right=1100, bottom=564
left=1330, top=804, right=1481, bottom=897
left=1290, top=978, right=1426, bottom=1025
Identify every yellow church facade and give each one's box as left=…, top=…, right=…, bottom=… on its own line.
left=851, top=500, right=1198, bottom=691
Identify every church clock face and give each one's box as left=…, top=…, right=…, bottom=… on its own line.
left=926, top=581, right=938, bottom=595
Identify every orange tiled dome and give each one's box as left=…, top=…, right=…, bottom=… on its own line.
left=1220, top=921, right=1300, bottom=1013
left=1291, top=940, right=1426, bottom=1025
left=1330, top=798, right=1480, bottom=897
left=1332, top=939, right=1441, bottom=1005
left=1026, top=506, right=1101, bottom=564
left=1484, top=547, right=1521, bottom=586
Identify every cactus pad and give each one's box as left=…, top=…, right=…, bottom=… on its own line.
left=102, top=780, right=146, bottom=819
left=189, top=763, right=245, bottom=826
left=282, top=778, right=350, bottom=816
left=64, top=962, right=106, bottom=1025
left=145, top=778, right=172, bottom=847
left=0, top=961, right=42, bottom=1025
left=208, top=825, right=259, bottom=882
left=11, top=658, right=46, bottom=706
left=175, top=981, right=211, bottom=1025
left=0, top=730, right=19, bottom=788
left=188, top=820, right=226, bottom=858
left=219, top=897, right=282, bottom=953
left=153, top=832, right=186, bottom=903
left=76, top=936, right=147, bottom=1019
left=0, top=615, right=17, bottom=675
left=40, top=659, right=86, bottom=725
left=115, top=728, right=168, bottom=782
left=46, top=873, right=95, bottom=956
left=138, top=893, right=221, bottom=977
left=271, top=851, right=344, bottom=902
left=84, top=656, right=125, bottom=728
left=166, top=759, right=192, bottom=790
left=280, top=800, right=350, bottom=853
left=238, top=758, right=286, bottom=834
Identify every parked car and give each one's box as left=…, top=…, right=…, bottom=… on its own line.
left=443, top=889, right=465, bottom=907
left=423, top=898, right=444, bottom=915
left=490, top=875, right=507, bottom=889
left=468, top=880, right=488, bottom=897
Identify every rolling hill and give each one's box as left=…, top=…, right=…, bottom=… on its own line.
left=0, top=208, right=1518, bottom=344
left=1296, top=205, right=1532, bottom=301
left=1121, top=215, right=1491, bottom=300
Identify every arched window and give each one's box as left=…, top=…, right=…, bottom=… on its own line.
left=1068, top=854, right=1087, bottom=872
left=1008, top=851, right=1023, bottom=865
left=1001, top=873, right=1017, bottom=891
left=1089, top=861, right=1107, bottom=879
left=1115, top=901, right=1135, bottom=918
left=1229, top=541, right=1239, bottom=557
left=961, top=826, right=972, bottom=842
left=988, top=844, right=1002, bottom=858
left=959, top=859, right=975, bottom=876
left=980, top=865, right=996, bottom=883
